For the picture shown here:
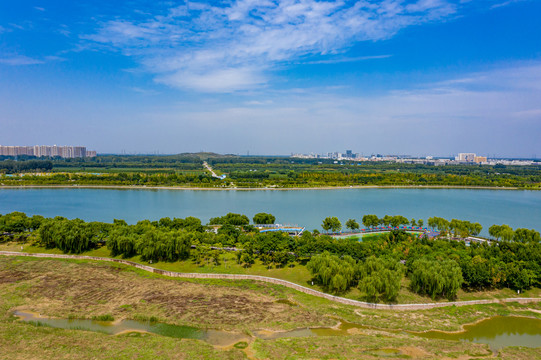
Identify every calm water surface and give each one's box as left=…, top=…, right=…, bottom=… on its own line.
left=14, top=311, right=248, bottom=346
left=413, top=316, right=541, bottom=351
left=16, top=311, right=541, bottom=351
left=1, top=188, right=540, bottom=234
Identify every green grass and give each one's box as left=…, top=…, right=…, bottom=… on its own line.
left=91, top=314, right=114, bottom=321
left=2, top=256, right=541, bottom=359
left=5, top=241, right=541, bottom=306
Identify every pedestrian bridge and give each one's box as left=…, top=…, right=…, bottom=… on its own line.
left=329, top=226, right=435, bottom=238
left=256, top=224, right=305, bottom=236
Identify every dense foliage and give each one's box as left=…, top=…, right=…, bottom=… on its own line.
left=2, top=210, right=540, bottom=301
left=1, top=154, right=540, bottom=188
left=358, top=256, right=403, bottom=302
left=253, top=212, right=276, bottom=224
left=39, top=218, right=107, bottom=253
left=307, top=252, right=357, bottom=293
left=409, top=258, right=463, bottom=300
left=209, top=213, right=250, bottom=226
left=0, top=159, right=53, bottom=173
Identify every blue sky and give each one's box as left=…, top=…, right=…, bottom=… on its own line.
left=1, top=0, right=540, bottom=157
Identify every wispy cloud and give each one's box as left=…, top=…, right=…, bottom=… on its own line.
left=44, top=55, right=67, bottom=62
left=490, top=0, right=527, bottom=9
left=34, top=6, right=46, bottom=12
left=82, top=0, right=461, bottom=92
left=302, top=55, right=393, bottom=64
left=156, top=62, right=541, bottom=155
left=0, top=55, right=44, bottom=66
left=128, top=86, right=160, bottom=95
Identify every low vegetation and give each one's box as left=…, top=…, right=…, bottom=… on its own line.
left=1, top=154, right=541, bottom=188
left=1, top=256, right=540, bottom=359
left=1, top=211, right=540, bottom=303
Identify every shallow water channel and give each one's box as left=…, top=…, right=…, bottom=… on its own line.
left=411, top=315, right=541, bottom=351
left=14, top=311, right=541, bottom=351
left=14, top=311, right=249, bottom=347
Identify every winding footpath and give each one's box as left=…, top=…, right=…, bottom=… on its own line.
left=2, top=251, right=540, bottom=311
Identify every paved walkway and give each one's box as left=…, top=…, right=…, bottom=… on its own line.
left=1, top=251, right=539, bottom=311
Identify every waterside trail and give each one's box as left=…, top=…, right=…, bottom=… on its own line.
left=2, top=251, right=540, bottom=311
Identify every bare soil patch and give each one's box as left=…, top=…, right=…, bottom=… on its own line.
left=0, top=257, right=327, bottom=331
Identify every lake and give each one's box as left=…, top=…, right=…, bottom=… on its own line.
left=1, top=188, right=540, bottom=234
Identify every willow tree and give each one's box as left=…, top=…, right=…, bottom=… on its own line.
left=410, top=258, right=463, bottom=300
left=357, top=256, right=403, bottom=302
left=307, top=252, right=357, bottom=293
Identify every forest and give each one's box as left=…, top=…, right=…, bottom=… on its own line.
left=1, top=211, right=540, bottom=303
left=1, top=154, right=540, bottom=188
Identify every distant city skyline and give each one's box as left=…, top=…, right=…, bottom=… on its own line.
left=1, top=1, right=540, bottom=157
left=1, top=146, right=538, bottom=160
left=0, top=145, right=96, bottom=158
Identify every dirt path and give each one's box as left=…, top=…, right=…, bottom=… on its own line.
left=1, top=251, right=540, bottom=311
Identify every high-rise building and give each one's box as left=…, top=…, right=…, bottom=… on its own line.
left=474, top=156, right=487, bottom=164
left=0, top=145, right=94, bottom=158
left=456, top=153, right=476, bottom=162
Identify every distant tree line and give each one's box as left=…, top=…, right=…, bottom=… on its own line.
left=2, top=155, right=541, bottom=188
left=0, top=159, right=53, bottom=173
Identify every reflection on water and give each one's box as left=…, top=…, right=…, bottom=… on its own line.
left=2, top=188, right=541, bottom=235
left=253, top=320, right=367, bottom=339
left=412, top=316, right=541, bottom=351
left=14, top=311, right=249, bottom=347
left=15, top=311, right=541, bottom=351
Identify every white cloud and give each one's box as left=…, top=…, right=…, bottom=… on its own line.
left=0, top=55, right=44, bottom=66
left=83, top=0, right=462, bottom=92
left=146, top=62, right=541, bottom=155
left=302, top=54, right=393, bottom=64
left=490, top=0, right=527, bottom=9
left=155, top=66, right=266, bottom=92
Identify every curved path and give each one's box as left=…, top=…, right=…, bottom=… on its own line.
left=1, top=251, right=539, bottom=311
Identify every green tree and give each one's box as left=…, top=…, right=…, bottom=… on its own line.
left=500, top=225, right=514, bottom=241
left=307, top=252, right=357, bottom=294
left=410, top=258, right=463, bottom=300
left=209, top=213, right=249, bottom=226
left=253, top=213, right=276, bottom=224
left=322, top=217, right=333, bottom=232
left=390, top=216, right=409, bottom=228
left=514, top=228, right=541, bottom=243
left=489, top=225, right=502, bottom=240
left=330, top=217, right=342, bottom=232
left=0, top=212, right=30, bottom=233
left=345, top=219, right=360, bottom=231
left=358, top=256, right=403, bottom=302
left=362, top=215, right=379, bottom=229
left=241, top=251, right=254, bottom=268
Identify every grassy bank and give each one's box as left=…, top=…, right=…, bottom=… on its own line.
left=3, top=242, right=541, bottom=306
left=2, top=256, right=541, bottom=359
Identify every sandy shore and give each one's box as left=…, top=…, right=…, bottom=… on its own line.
left=0, top=184, right=529, bottom=191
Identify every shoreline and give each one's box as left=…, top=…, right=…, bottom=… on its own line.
left=0, top=184, right=531, bottom=191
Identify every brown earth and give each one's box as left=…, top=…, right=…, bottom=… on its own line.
left=0, top=257, right=331, bottom=330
